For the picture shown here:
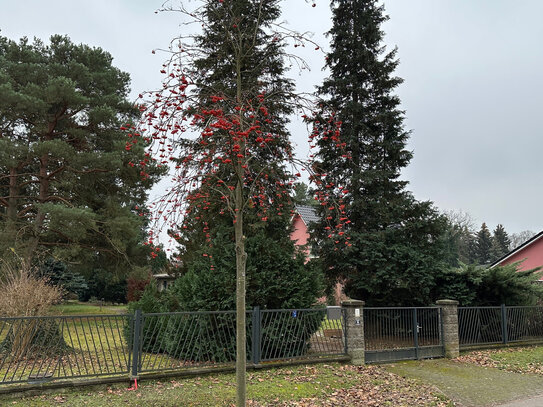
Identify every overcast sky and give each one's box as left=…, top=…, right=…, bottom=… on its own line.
left=1, top=0, right=541, bottom=236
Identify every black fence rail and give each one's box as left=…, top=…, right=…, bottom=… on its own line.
left=364, top=307, right=443, bottom=363
left=0, top=307, right=345, bottom=386
left=459, top=305, right=543, bottom=347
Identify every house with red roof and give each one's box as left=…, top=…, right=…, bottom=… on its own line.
left=489, top=231, right=543, bottom=278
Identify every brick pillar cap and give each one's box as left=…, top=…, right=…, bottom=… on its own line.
left=436, top=299, right=459, bottom=306
left=341, top=299, right=365, bottom=307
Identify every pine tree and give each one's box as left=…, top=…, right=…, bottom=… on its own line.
left=0, top=35, right=161, bottom=275
left=310, top=0, right=447, bottom=306
left=491, top=224, right=511, bottom=262
left=475, top=223, right=493, bottom=265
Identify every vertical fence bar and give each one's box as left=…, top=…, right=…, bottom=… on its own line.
left=343, top=308, right=348, bottom=355
left=130, top=310, right=142, bottom=379
left=501, top=304, right=508, bottom=344
left=440, top=307, right=445, bottom=349
left=413, top=308, right=419, bottom=359
left=251, top=306, right=261, bottom=365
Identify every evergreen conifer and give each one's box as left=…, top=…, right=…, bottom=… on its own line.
left=490, top=224, right=511, bottom=262
left=475, top=223, right=493, bottom=265
left=311, top=0, right=447, bottom=306
left=0, top=35, right=161, bottom=278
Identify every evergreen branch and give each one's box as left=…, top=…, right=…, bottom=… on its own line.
left=46, top=165, right=66, bottom=180
left=65, top=167, right=110, bottom=174
left=44, top=196, right=74, bottom=207
left=17, top=206, right=36, bottom=218
left=39, top=240, right=118, bottom=255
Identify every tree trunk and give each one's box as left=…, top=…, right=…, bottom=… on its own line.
left=25, top=154, right=49, bottom=267
left=5, top=167, right=18, bottom=239
left=234, top=180, right=247, bottom=407
left=234, top=39, right=248, bottom=406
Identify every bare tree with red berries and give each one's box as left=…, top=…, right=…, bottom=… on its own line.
left=130, top=1, right=346, bottom=405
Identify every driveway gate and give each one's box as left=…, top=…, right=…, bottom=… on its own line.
left=364, top=307, right=444, bottom=363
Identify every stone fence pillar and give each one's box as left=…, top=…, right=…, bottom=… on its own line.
left=436, top=299, right=459, bottom=358
left=341, top=299, right=365, bottom=365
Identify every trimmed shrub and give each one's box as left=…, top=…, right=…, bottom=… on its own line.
left=433, top=262, right=543, bottom=306
left=126, top=228, right=325, bottom=363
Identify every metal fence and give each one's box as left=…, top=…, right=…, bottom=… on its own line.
left=258, top=308, right=345, bottom=362
left=0, top=307, right=345, bottom=386
left=459, top=305, right=543, bottom=347
left=0, top=315, right=131, bottom=385
left=8, top=304, right=543, bottom=386
left=364, top=307, right=444, bottom=363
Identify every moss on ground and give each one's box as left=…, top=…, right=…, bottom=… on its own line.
left=488, top=346, right=543, bottom=373
left=387, top=358, right=543, bottom=407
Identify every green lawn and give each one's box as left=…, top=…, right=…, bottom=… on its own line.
left=0, top=363, right=451, bottom=406
left=51, top=302, right=128, bottom=316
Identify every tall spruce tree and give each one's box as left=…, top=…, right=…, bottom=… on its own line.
left=475, top=223, right=493, bottom=265
left=171, top=0, right=298, bottom=277
left=491, top=224, right=511, bottom=262
left=0, top=35, right=161, bottom=277
left=311, top=0, right=447, bottom=306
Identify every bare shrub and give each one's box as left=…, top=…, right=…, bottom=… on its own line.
left=0, top=260, right=64, bottom=359
left=0, top=263, right=62, bottom=317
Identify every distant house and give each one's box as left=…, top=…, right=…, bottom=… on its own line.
left=152, top=273, right=176, bottom=292
left=290, top=205, right=320, bottom=259
left=290, top=205, right=347, bottom=305
left=489, top=231, right=543, bottom=278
